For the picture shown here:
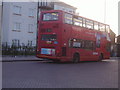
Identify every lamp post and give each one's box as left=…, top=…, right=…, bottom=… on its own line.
left=37, top=0, right=39, bottom=27
left=104, top=0, right=106, bottom=24
left=118, top=1, right=120, bottom=35
left=0, top=0, right=3, bottom=52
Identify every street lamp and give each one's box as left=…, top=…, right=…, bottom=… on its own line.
left=104, top=0, right=106, bottom=24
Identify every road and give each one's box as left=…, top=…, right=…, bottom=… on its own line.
left=2, top=59, right=118, bottom=88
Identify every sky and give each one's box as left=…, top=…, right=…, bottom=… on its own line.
left=61, top=0, right=119, bottom=36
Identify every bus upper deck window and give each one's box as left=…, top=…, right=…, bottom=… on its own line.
left=99, top=24, right=105, bottom=32
left=94, top=22, right=99, bottom=30
left=86, top=20, right=93, bottom=29
left=73, top=16, right=83, bottom=27
left=64, top=13, right=73, bottom=24
left=106, top=25, right=110, bottom=33
left=43, top=12, right=59, bottom=21
left=83, top=18, right=86, bottom=27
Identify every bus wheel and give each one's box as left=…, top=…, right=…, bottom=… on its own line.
left=73, top=53, right=80, bottom=63
left=98, top=54, right=103, bottom=61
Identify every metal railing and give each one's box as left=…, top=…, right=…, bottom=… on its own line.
left=2, top=41, right=36, bottom=56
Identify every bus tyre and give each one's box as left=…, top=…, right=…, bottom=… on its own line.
left=99, top=54, right=103, bottom=61
left=73, top=54, right=80, bottom=63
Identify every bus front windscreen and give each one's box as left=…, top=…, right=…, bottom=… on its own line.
left=43, top=12, right=59, bottom=21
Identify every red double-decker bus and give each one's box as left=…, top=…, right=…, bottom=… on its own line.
left=36, top=10, right=111, bottom=63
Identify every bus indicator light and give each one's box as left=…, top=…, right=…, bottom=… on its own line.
left=54, top=41, right=58, bottom=44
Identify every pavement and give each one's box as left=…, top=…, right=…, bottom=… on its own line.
left=1, top=55, right=120, bottom=62
left=1, top=55, right=45, bottom=62
left=111, top=57, right=120, bottom=60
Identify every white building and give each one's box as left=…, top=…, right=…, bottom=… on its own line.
left=54, top=2, right=76, bottom=14
left=0, top=1, right=2, bottom=29
left=2, top=2, right=37, bottom=46
left=38, top=0, right=76, bottom=14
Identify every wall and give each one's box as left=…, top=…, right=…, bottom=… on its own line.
left=0, top=1, right=2, bottom=31
left=2, top=2, right=37, bottom=46
left=54, top=2, right=76, bottom=14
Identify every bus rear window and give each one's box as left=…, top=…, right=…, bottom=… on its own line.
left=43, top=12, right=59, bottom=21
left=41, top=34, right=57, bottom=41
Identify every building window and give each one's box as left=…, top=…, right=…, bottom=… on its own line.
left=29, top=8, right=34, bottom=17
left=28, top=24, right=33, bottom=33
left=13, top=6, right=21, bottom=15
left=54, top=5, right=59, bottom=10
left=13, top=22, right=21, bottom=32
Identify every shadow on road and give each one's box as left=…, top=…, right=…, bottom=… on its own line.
left=43, top=59, right=111, bottom=64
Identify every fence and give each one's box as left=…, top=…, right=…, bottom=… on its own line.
left=2, top=41, right=36, bottom=56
